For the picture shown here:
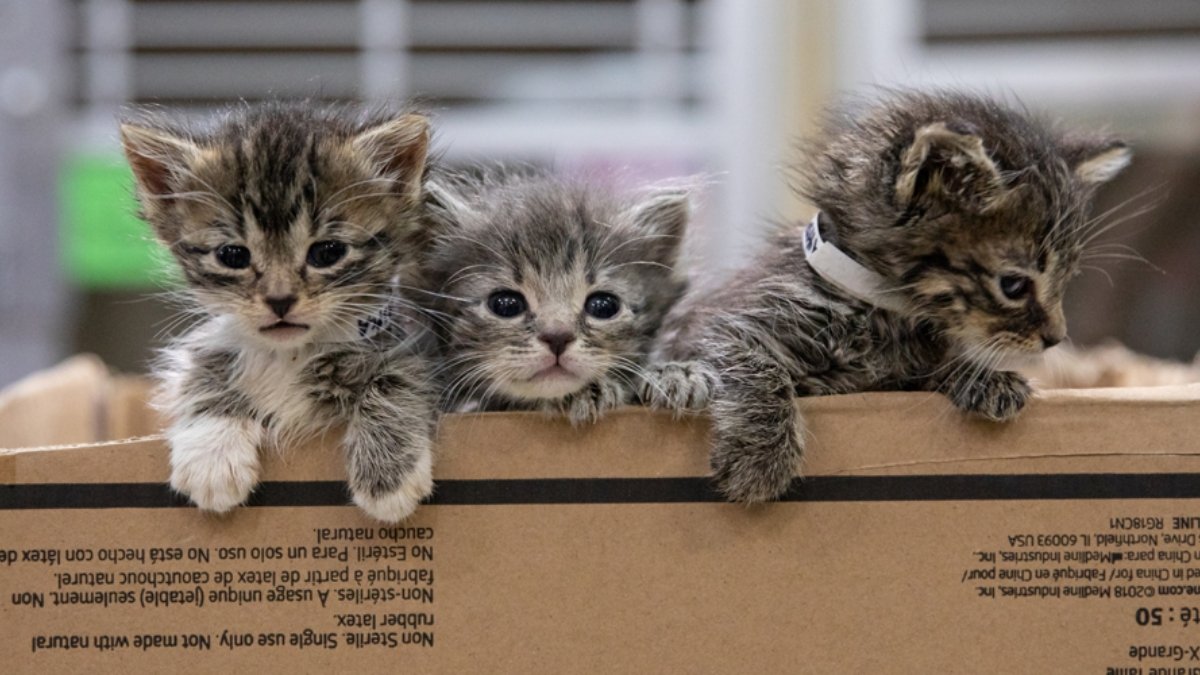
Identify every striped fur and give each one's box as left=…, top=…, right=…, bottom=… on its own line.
left=123, top=102, right=438, bottom=521
left=658, top=91, right=1132, bottom=502
left=420, top=169, right=710, bottom=424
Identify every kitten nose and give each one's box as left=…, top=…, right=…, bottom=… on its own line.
left=1042, top=308, right=1067, bottom=350
left=538, top=331, right=576, bottom=357
left=266, top=295, right=297, bottom=319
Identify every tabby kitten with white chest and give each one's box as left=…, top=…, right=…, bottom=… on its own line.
left=422, top=170, right=712, bottom=423
left=658, top=91, right=1132, bottom=502
left=123, top=102, right=437, bottom=521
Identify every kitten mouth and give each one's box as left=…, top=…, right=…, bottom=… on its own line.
left=258, top=321, right=311, bottom=341
left=509, top=364, right=589, bottom=400
left=528, top=364, right=579, bottom=381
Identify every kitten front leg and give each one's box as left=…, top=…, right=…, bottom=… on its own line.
left=168, top=415, right=262, bottom=513
left=938, top=368, right=1032, bottom=422
left=318, top=354, right=436, bottom=522
left=637, top=360, right=718, bottom=414
left=551, top=378, right=631, bottom=426
left=162, top=353, right=263, bottom=513
left=708, top=344, right=803, bottom=503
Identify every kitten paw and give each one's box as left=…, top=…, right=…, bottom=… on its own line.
left=639, top=361, right=718, bottom=413
left=709, top=419, right=802, bottom=503
left=557, top=379, right=628, bottom=426
left=711, top=443, right=800, bottom=504
left=168, top=418, right=261, bottom=513
left=351, top=451, right=434, bottom=522
left=946, top=370, right=1031, bottom=422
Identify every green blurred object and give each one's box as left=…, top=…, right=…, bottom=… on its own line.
left=59, top=153, right=177, bottom=289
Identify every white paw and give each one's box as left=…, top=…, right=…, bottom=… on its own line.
left=352, top=452, right=434, bottom=522
left=168, top=417, right=262, bottom=514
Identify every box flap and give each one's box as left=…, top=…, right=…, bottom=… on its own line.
left=0, top=355, right=110, bottom=451
left=3, top=383, right=1200, bottom=487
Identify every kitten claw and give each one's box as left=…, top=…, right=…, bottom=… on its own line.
left=351, top=452, right=433, bottom=523
left=946, top=370, right=1031, bottom=422
left=639, top=361, right=718, bottom=414
left=168, top=418, right=261, bottom=514
left=556, top=380, right=627, bottom=426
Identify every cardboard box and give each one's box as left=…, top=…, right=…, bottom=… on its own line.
left=3, top=356, right=1200, bottom=673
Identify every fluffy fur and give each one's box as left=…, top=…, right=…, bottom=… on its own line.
left=658, top=90, right=1132, bottom=502
left=122, top=102, right=438, bottom=521
left=421, top=169, right=713, bottom=424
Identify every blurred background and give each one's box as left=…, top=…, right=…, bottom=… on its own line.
left=1, top=0, right=1198, bottom=386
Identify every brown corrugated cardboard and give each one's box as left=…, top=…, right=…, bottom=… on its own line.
left=3, top=358, right=1200, bottom=673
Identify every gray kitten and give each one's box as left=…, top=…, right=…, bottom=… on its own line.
left=658, top=91, right=1132, bottom=502
left=422, top=170, right=712, bottom=423
left=122, top=102, right=437, bottom=521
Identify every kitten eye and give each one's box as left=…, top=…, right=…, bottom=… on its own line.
left=999, top=274, right=1032, bottom=301
left=487, top=290, right=527, bottom=318
left=307, top=241, right=348, bottom=268
left=584, top=292, right=621, bottom=319
left=215, top=245, right=251, bottom=269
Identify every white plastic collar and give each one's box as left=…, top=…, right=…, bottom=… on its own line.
left=802, top=213, right=907, bottom=314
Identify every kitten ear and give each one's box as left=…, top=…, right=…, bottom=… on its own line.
left=1061, top=135, right=1131, bottom=185
left=352, top=113, right=430, bottom=202
left=120, top=123, right=202, bottom=206
left=895, top=122, right=1009, bottom=213
left=628, top=188, right=689, bottom=265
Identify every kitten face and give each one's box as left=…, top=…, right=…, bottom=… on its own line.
left=427, top=175, right=688, bottom=403
left=121, top=103, right=430, bottom=349
left=902, top=207, right=1077, bottom=358
left=801, top=92, right=1130, bottom=360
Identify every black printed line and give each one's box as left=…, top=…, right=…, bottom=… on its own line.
left=2, top=474, right=1200, bottom=509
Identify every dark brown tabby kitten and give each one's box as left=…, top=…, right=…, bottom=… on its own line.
left=422, top=170, right=711, bottom=423
left=658, top=91, right=1132, bottom=502
left=122, top=102, right=438, bottom=521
